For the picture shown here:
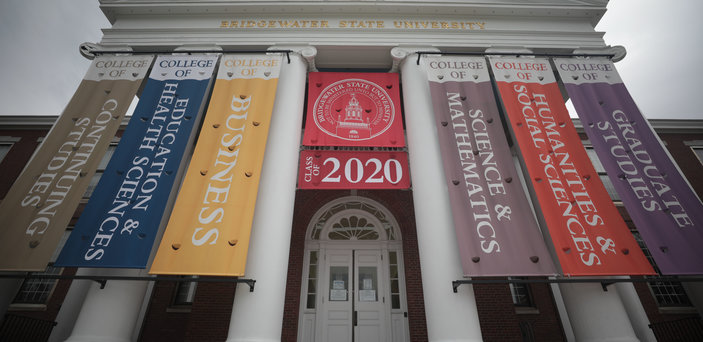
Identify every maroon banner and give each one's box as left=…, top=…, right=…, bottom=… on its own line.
left=556, top=57, right=703, bottom=275
left=424, top=56, right=556, bottom=276
left=298, top=150, right=410, bottom=189
left=302, top=72, right=405, bottom=147
left=490, top=56, right=654, bottom=276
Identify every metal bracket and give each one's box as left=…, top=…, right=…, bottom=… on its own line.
left=241, top=279, right=256, bottom=292
left=601, top=281, right=615, bottom=292
left=94, top=279, right=108, bottom=289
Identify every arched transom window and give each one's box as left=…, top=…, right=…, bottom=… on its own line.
left=308, top=197, right=399, bottom=242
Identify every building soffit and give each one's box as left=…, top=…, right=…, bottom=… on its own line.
left=96, top=1, right=608, bottom=69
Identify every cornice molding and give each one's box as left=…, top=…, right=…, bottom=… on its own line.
left=100, top=1, right=607, bottom=25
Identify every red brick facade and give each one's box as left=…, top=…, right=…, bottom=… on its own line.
left=1, top=120, right=702, bottom=341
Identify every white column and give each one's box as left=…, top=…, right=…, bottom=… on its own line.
left=549, top=282, right=576, bottom=342
left=392, top=47, right=483, bottom=342
left=559, top=282, right=639, bottom=342
left=48, top=268, right=96, bottom=342
left=226, top=46, right=314, bottom=342
left=615, top=280, right=657, bottom=342
left=64, top=268, right=149, bottom=342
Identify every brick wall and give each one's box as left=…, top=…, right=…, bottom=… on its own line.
left=632, top=132, right=703, bottom=327
left=184, top=282, right=236, bottom=342
left=138, top=281, right=190, bottom=342
left=0, top=129, right=44, bottom=199
left=474, top=281, right=565, bottom=341
left=1, top=128, right=73, bottom=324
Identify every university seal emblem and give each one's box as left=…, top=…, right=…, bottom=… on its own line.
left=313, top=78, right=395, bottom=141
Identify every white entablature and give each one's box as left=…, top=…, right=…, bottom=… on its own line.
left=96, top=0, right=609, bottom=69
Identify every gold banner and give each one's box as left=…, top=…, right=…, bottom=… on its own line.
left=0, top=55, right=153, bottom=271
left=149, top=54, right=283, bottom=276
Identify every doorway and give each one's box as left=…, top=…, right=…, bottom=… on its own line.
left=297, top=197, right=410, bottom=342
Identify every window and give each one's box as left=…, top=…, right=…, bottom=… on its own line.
left=388, top=251, right=401, bottom=309
left=585, top=147, right=620, bottom=200
left=692, top=146, right=703, bottom=166
left=84, top=144, right=117, bottom=198
left=0, top=142, right=13, bottom=163
left=305, top=251, right=319, bottom=309
left=12, top=230, right=71, bottom=305
left=309, top=200, right=396, bottom=241
left=632, top=230, right=692, bottom=307
left=509, top=278, right=533, bottom=307
left=173, top=276, right=198, bottom=306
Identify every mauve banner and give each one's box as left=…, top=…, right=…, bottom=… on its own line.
left=491, top=57, right=654, bottom=276
left=424, top=56, right=556, bottom=276
left=556, top=57, right=703, bottom=275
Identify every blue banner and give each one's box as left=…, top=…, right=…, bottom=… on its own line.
left=56, top=55, right=218, bottom=268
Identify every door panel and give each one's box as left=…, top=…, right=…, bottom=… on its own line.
left=320, top=250, right=353, bottom=342
left=354, top=250, right=386, bottom=342
left=317, top=248, right=396, bottom=342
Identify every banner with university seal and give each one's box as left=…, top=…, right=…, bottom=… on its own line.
left=55, top=55, right=217, bottom=268
left=490, top=57, right=654, bottom=276
left=302, top=72, right=404, bottom=147
left=556, top=57, right=703, bottom=275
left=0, top=55, right=153, bottom=271
left=149, top=54, right=282, bottom=276
left=424, top=55, right=556, bottom=276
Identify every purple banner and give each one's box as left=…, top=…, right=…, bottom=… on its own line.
left=556, top=57, right=703, bottom=275
left=424, top=56, right=556, bottom=276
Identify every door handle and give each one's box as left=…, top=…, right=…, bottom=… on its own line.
left=353, top=310, right=358, bottom=326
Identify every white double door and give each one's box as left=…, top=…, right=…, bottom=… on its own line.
left=319, top=249, right=388, bottom=342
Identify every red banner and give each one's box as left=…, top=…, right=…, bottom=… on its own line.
left=302, top=72, right=404, bottom=147
left=490, top=57, right=654, bottom=276
left=298, top=150, right=410, bottom=189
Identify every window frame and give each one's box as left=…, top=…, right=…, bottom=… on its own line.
left=83, top=140, right=119, bottom=199
left=631, top=230, right=693, bottom=308
left=583, top=144, right=621, bottom=201
left=10, top=228, right=71, bottom=308
left=0, top=137, right=19, bottom=164
left=171, top=276, right=198, bottom=308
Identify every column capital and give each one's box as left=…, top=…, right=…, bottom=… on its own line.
left=390, top=46, right=440, bottom=73
left=268, top=45, right=318, bottom=71
left=573, top=45, right=627, bottom=62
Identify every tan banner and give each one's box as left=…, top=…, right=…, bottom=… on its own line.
left=149, top=54, right=282, bottom=276
left=0, top=55, right=153, bottom=271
